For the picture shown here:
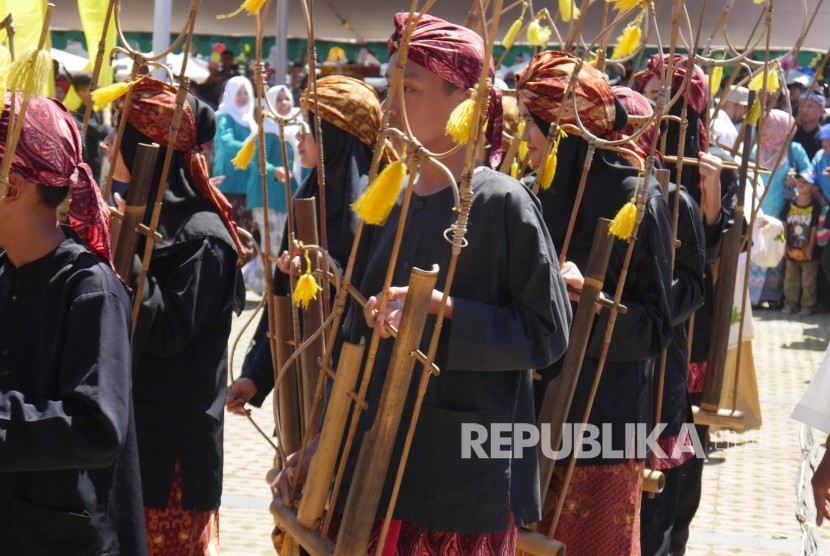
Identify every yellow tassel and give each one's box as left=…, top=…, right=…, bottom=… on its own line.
left=609, top=199, right=638, bottom=240
left=232, top=138, right=256, bottom=170
left=293, top=248, right=323, bottom=310
left=217, top=0, right=267, bottom=19
left=611, top=21, right=642, bottom=59
left=510, top=160, right=519, bottom=179
left=539, top=128, right=567, bottom=190
left=527, top=19, right=552, bottom=47
left=710, top=66, right=723, bottom=97
left=752, top=0, right=765, bottom=4
left=540, top=151, right=557, bottom=191
left=748, top=66, right=779, bottom=92
left=446, top=98, right=477, bottom=145
left=502, top=19, right=523, bottom=50
left=3, top=48, right=51, bottom=97
left=559, top=0, right=581, bottom=22
left=91, top=81, right=131, bottom=106
left=746, top=98, right=761, bottom=127
left=352, top=160, right=407, bottom=225
left=609, top=0, right=644, bottom=11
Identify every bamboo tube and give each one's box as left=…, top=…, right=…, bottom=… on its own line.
left=661, top=154, right=769, bottom=174
left=274, top=295, right=303, bottom=456
left=334, top=265, right=439, bottom=556
left=643, top=468, right=666, bottom=494
left=516, top=530, right=566, bottom=555
left=111, top=142, right=159, bottom=282
left=296, top=198, right=326, bottom=426
left=271, top=499, right=334, bottom=556
left=296, top=340, right=365, bottom=529
left=537, top=218, right=615, bottom=496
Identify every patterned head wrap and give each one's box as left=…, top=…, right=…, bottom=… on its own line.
left=0, top=95, right=112, bottom=266
left=516, top=51, right=617, bottom=138
left=612, top=85, right=659, bottom=156
left=388, top=12, right=503, bottom=167
left=117, top=77, right=245, bottom=259
left=637, top=54, right=708, bottom=152
left=517, top=51, right=643, bottom=166
left=637, top=54, right=708, bottom=115
left=300, top=75, right=394, bottom=162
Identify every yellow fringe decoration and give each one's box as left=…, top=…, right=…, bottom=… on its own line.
left=710, top=66, right=723, bottom=97
left=292, top=248, right=323, bottom=310
left=91, top=81, right=131, bottom=106
left=609, top=0, right=644, bottom=11
left=559, top=0, right=582, bottom=22
left=510, top=160, right=520, bottom=179
left=502, top=19, right=523, bottom=50
left=527, top=19, right=552, bottom=47
left=446, top=97, right=477, bottom=145
left=539, top=128, right=567, bottom=191
left=752, top=0, right=765, bottom=4
left=3, top=48, right=51, bottom=97
left=748, top=66, right=780, bottom=92
left=611, top=19, right=642, bottom=60
left=352, top=160, right=407, bottom=225
left=609, top=172, right=643, bottom=240
left=232, top=138, right=256, bottom=170
left=217, top=0, right=267, bottom=19
left=746, top=98, right=762, bottom=127
left=609, top=200, right=637, bottom=240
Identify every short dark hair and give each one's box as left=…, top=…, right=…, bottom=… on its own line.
left=36, top=184, right=70, bottom=209
left=71, top=73, right=92, bottom=89
left=222, top=50, right=235, bottom=58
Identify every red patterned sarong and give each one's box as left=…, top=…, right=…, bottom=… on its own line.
left=144, top=462, right=220, bottom=556
left=539, top=460, right=644, bottom=556
left=324, top=511, right=516, bottom=555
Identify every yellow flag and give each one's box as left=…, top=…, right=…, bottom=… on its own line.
left=0, top=0, right=53, bottom=95
left=78, top=0, right=117, bottom=88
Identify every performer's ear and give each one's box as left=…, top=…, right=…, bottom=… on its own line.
left=3, top=173, right=23, bottom=200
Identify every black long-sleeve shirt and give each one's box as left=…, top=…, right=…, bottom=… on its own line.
left=0, top=236, right=146, bottom=555
left=133, top=236, right=239, bottom=510
left=338, top=167, right=572, bottom=533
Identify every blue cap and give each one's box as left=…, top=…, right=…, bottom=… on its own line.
left=819, top=123, right=830, bottom=142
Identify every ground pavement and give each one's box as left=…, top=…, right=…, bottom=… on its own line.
left=218, top=297, right=830, bottom=555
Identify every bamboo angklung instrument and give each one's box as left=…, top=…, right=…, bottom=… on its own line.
left=695, top=92, right=756, bottom=426
left=110, top=142, right=160, bottom=282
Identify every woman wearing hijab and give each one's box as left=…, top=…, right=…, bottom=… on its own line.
left=226, top=75, right=383, bottom=419
left=517, top=51, right=674, bottom=555
left=242, top=85, right=302, bottom=293
left=748, top=108, right=811, bottom=307
left=214, top=75, right=256, bottom=233
left=110, top=77, right=245, bottom=555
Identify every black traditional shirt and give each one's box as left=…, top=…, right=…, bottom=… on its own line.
left=0, top=236, right=146, bottom=555
left=339, top=167, right=572, bottom=533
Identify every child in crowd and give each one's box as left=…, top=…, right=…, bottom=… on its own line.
left=783, top=169, right=822, bottom=315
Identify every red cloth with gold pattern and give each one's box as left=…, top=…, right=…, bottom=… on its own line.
left=324, top=511, right=517, bottom=556
left=539, top=460, right=644, bottom=556
left=144, top=462, right=219, bottom=556
left=387, top=12, right=503, bottom=168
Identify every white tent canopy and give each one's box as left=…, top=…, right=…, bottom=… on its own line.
left=51, top=0, right=830, bottom=51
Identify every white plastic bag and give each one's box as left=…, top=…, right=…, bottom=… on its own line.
left=750, top=215, right=785, bottom=268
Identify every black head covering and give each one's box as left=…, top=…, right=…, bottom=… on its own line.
left=119, top=94, right=236, bottom=253
left=272, top=114, right=373, bottom=295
